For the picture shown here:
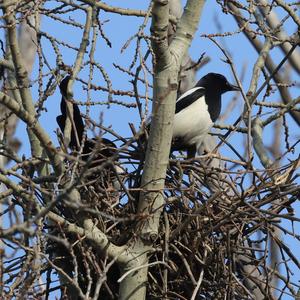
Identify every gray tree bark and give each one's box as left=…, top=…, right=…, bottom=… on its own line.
left=118, top=1, right=205, bottom=299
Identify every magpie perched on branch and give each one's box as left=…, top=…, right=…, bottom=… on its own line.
left=171, top=72, right=240, bottom=158
left=56, top=76, right=117, bottom=161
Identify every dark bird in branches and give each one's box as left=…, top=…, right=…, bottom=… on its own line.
left=56, top=76, right=117, bottom=161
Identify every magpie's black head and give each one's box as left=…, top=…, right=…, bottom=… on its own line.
left=83, top=138, right=118, bottom=160
left=196, top=73, right=240, bottom=95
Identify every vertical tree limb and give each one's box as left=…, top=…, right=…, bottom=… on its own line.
left=118, top=1, right=206, bottom=299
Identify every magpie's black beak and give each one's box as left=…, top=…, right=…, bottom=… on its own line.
left=227, top=82, right=240, bottom=91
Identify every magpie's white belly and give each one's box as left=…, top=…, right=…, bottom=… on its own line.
left=173, top=97, right=213, bottom=149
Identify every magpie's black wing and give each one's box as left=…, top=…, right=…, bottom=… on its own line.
left=175, top=87, right=205, bottom=114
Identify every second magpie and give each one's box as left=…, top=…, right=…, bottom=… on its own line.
left=171, top=72, right=240, bottom=158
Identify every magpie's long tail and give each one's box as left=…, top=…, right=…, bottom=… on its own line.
left=56, top=76, right=84, bottom=150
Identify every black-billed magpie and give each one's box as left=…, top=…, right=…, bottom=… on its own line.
left=171, top=73, right=240, bottom=158
left=56, top=76, right=117, bottom=161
